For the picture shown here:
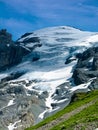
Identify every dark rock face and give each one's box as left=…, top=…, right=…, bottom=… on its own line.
left=1, top=72, right=25, bottom=83
left=20, top=32, right=33, bottom=38
left=75, top=47, right=95, bottom=68
left=92, top=54, right=98, bottom=70
left=65, top=56, right=76, bottom=64
left=22, top=37, right=40, bottom=43
left=72, top=47, right=98, bottom=86
left=73, top=68, right=89, bottom=85
left=0, top=29, right=30, bottom=71
left=0, top=29, right=12, bottom=45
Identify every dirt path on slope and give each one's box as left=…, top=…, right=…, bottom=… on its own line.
left=36, top=100, right=97, bottom=130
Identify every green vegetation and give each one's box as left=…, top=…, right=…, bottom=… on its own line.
left=51, top=98, right=98, bottom=130
left=25, top=90, right=98, bottom=130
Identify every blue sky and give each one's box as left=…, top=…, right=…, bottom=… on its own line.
left=0, top=0, right=98, bottom=39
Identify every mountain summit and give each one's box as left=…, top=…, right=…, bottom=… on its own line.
left=0, top=26, right=98, bottom=130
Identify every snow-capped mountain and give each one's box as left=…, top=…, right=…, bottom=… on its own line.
left=0, top=26, right=98, bottom=130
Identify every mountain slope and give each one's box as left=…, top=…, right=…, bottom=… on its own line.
left=0, top=26, right=98, bottom=130
left=25, top=90, right=98, bottom=130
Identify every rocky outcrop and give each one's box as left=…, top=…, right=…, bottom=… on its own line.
left=73, top=47, right=98, bottom=88
left=0, top=29, right=30, bottom=71
left=0, top=79, right=47, bottom=130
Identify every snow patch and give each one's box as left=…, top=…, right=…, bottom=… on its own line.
left=8, top=120, right=21, bottom=130
left=89, top=57, right=94, bottom=63
left=70, top=80, right=92, bottom=92
left=7, top=99, right=15, bottom=107
left=38, top=110, right=47, bottom=119
left=87, top=34, right=98, bottom=43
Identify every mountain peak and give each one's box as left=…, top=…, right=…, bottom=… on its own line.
left=0, top=26, right=98, bottom=130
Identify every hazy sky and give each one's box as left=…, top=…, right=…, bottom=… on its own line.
left=0, top=0, right=98, bottom=39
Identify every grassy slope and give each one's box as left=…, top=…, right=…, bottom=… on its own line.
left=25, top=90, right=98, bottom=130
left=51, top=97, right=98, bottom=130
